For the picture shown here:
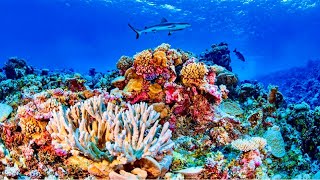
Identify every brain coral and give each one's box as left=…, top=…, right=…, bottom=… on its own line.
left=180, top=62, right=208, bottom=87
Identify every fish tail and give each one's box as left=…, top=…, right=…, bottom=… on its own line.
left=128, top=23, right=141, bottom=39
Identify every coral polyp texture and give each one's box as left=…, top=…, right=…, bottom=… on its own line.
left=0, top=43, right=319, bottom=179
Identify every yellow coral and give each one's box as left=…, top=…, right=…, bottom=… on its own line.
left=133, top=50, right=153, bottom=67
left=231, top=137, right=267, bottom=152
left=180, top=62, right=208, bottom=87
left=148, top=83, right=163, bottom=101
left=123, top=78, right=143, bottom=92
left=152, top=102, right=169, bottom=118
left=153, top=50, right=168, bottom=67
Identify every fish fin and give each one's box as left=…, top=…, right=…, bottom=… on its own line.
left=168, top=32, right=172, bottom=36
left=161, top=18, right=168, bottom=23
left=128, top=23, right=141, bottom=39
left=233, top=48, right=237, bottom=52
left=172, top=28, right=183, bottom=31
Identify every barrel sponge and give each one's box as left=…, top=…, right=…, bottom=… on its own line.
left=263, top=126, right=286, bottom=158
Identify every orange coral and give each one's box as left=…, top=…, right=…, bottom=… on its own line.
left=133, top=50, right=153, bottom=67
left=167, top=49, right=183, bottom=66
left=147, top=83, right=164, bottom=101
left=268, top=86, right=278, bottom=104
left=153, top=50, right=168, bottom=67
left=180, top=62, right=208, bottom=87
left=82, top=90, right=95, bottom=99
left=124, top=78, right=144, bottom=92
left=153, top=103, right=170, bottom=119
left=124, top=67, right=139, bottom=80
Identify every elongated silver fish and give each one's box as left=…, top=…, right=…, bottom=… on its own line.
left=128, top=18, right=191, bottom=39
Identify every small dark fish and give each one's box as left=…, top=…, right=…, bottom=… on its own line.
left=233, top=48, right=245, bottom=62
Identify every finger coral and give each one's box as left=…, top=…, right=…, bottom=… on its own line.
left=47, top=95, right=174, bottom=165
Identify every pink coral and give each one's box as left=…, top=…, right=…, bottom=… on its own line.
left=22, top=145, right=34, bottom=160
left=52, top=88, right=64, bottom=97
left=55, top=148, right=68, bottom=157
left=236, top=150, right=264, bottom=179
left=200, top=83, right=222, bottom=105
left=205, top=152, right=229, bottom=179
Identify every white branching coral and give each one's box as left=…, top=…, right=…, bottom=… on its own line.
left=46, top=95, right=174, bottom=164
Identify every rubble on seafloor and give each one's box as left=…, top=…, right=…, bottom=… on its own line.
left=0, top=43, right=319, bottom=179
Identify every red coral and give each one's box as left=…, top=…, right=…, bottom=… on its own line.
left=129, top=91, right=149, bottom=104
left=66, top=78, right=86, bottom=92
left=189, top=94, right=214, bottom=127
left=167, top=115, right=177, bottom=132
left=206, top=70, right=216, bottom=85
left=0, top=123, right=24, bottom=149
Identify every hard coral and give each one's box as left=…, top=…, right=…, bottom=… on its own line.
left=3, top=57, right=34, bottom=79
left=148, top=83, right=164, bottom=102
left=116, top=56, right=133, bottom=74
left=180, top=62, right=208, bottom=87
left=123, top=77, right=143, bottom=93
left=199, top=42, right=232, bottom=71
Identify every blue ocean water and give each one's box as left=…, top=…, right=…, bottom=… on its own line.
left=0, top=0, right=319, bottom=80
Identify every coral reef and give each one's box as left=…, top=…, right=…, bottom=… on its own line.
left=258, top=59, right=320, bottom=108
left=199, top=42, right=232, bottom=71
left=0, top=43, right=318, bottom=179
